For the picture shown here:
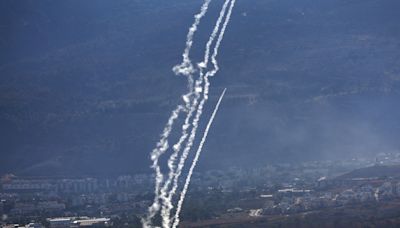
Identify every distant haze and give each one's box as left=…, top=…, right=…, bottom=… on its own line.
left=1, top=0, right=400, bottom=176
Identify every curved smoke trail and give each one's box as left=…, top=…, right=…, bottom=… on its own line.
left=159, top=88, right=201, bottom=228
left=172, top=0, right=236, bottom=226
left=143, top=0, right=236, bottom=226
left=209, top=0, right=236, bottom=77
left=172, top=88, right=226, bottom=228
left=142, top=0, right=212, bottom=226
left=166, top=0, right=236, bottom=210
left=142, top=105, right=184, bottom=228
left=160, top=0, right=232, bottom=226
left=173, top=0, right=212, bottom=81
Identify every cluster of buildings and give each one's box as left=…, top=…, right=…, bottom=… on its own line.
left=1, top=175, right=150, bottom=194
left=1, top=217, right=111, bottom=228
left=0, top=175, right=152, bottom=227
left=259, top=180, right=400, bottom=215
left=9, top=201, right=66, bottom=216
left=1, top=152, right=400, bottom=226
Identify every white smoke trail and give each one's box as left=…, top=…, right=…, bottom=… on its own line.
left=142, top=1, right=212, bottom=226
left=171, top=0, right=236, bottom=226
left=160, top=0, right=233, bottom=226
left=173, top=0, right=212, bottom=90
left=159, top=88, right=201, bottom=228
left=144, top=0, right=236, bottom=225
left=142, top=105, right=184, bottom=228
left=172, top=88, right=226, bottom=228
left=157, top=0, right=225, bottom=226
left=167, top=0, right=236, bottom=204
left=209, top=0, right=236, bottom=77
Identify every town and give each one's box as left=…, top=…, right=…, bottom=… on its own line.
left=2, top=152, right=400, bottom=227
